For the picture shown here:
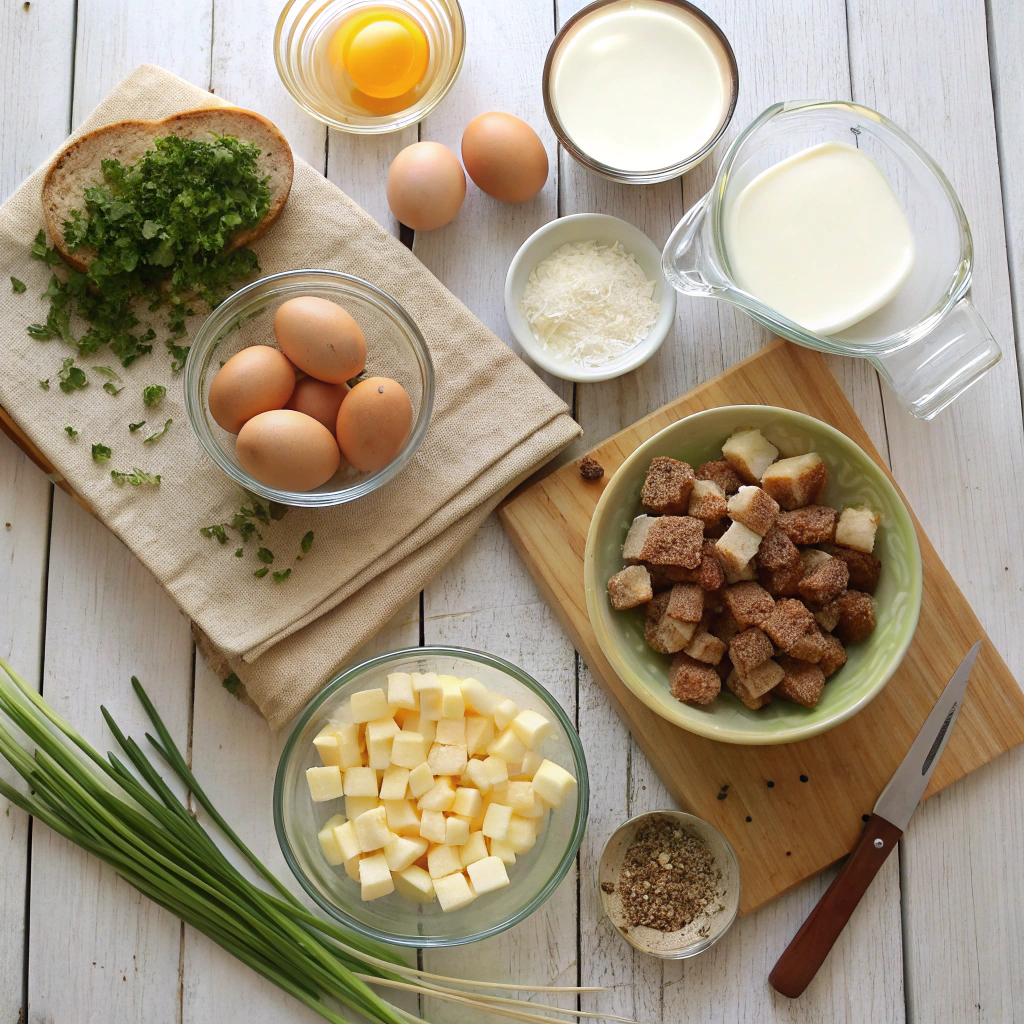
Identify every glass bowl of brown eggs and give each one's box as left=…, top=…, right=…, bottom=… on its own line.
left=184, top=269, right=434, bottom=507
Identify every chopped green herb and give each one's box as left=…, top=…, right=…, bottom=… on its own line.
left=234, top=548, right=243, bottom=557
left=142, top=384, right=166, bottom=408
left=129, top=420, right=146, bottom=432
left=57, top=357, right=88, bottom=393
left=300, top=530, right=314, bottom=555
left=10, top=277, right=26, bottom=293
left=91, top=443, right=112, bottom=462
left=165, top=338, right=190, bottom=372
left=271, top=568, right=291, bottom=583
left=39, top=379, right=49, bottom=390
left=253, top=566, right=269, bottom=578
left=222, top=672, right=241, bottom=694
left=200, top=524, right=228, bottom=544
left=269, top=501, right=289, bottom=522
left=64, top=426, right=78, bottom=438
left=110, top=467, right=160, bottom=487
left=143, top=418, right=172, bottom=444
left=31, top=229, right=64, bottom=267
left=92, top=365, right=124, bottom=395
left=103, top=381, right=122, bottom=396
left=256, top=547, right=274, bottom=565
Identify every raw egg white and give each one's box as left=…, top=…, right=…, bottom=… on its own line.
left=461, top=112, right=548, bottom=204
left=236, top=409, right=342, bottom=491
left=286, top=376, right=351, bottom=434
left=386, top=142, right=466, bottom=231
left=274, top=296, right=367, bottom=384
left=208, top=345, right=296, bottom=435
left=336, top=376, right=413, bottom=472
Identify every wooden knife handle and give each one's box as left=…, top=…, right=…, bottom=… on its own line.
left=769, top=814, right=903, bottom=998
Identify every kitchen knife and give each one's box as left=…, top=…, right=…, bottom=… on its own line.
left=768, top=640, right=982, bottom=998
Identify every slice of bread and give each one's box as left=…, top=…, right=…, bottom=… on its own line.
left=42, top=107, right=294, bottom=272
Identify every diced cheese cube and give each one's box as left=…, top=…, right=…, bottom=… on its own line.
left=531, top=759, right=578, bottom=809
left=384, top=834, right=428, bottom=873
left=466, top=856, right=510, bottom=895
left=492, top=698, right=520, bottom=731
left=407, top=761, right=435, bottom=798
left=390, top=731, right=428, bottom=769
left=427, top=843, right=464, bottom=879
left=306, top=766, right=344, bottom=802
left=413, top=673, right=443, bottom=720
left=343, top=766, right=379, bottom=798
left=435, top=718, right=467, bottom=745
left=419, top=808, right=448, bottom=844
left=345, top=795, right=379, bottom=821
left=451, top=787, right=484, bottom=818
left=394, top=865, right=435, bottom=903
left=359, top=852, right=394, bottom=901
left=344, top=855, right=362, bottom=881
left=509, top=709, right=553, bottom=749
left=403, top=715, right=436, bottom=747
left=434, top=871, right=476, bottom=912
left=482, top=755, right=508, bottom=788
left=459, top=831, right=489, bottom=867
left=488, top=785, right=511, bottom=807
left=317, top=813, right=347, bottom=865
left=464, top=758, right=491, bottom=794
left=417, top=778, right=456, bottom=812
left=445, top=816, right=471, bottom=848
left=488, top=838, right=516, bottom=866
left=465, top=715, right=495, bottom=757
left=439, top=676, right=466, bottom=718
left=350, top=688, right=390, bottom=724
left=487, top=727, right=527, bottom=764
left=387, top=672, right=418, bottom=711
left=353, top=806, right=391, bottom=853
left=379, top=765, right=410, bottom=801
left=482, top=802, right=513, bottom=840
left=519, top=750, right=543, bottom=779
left=427, top=742, right=468, bottom=777
left=383, top=799, right=421, bottom=836
left=367, top=734, right=394, bottom=771
left=505, top=815, right=537, bottom=854
left=505, top=781, right=538, bottom=816
left=366, top=717, right=400, bottom=742
left=336, top=722, right=364, bottom=770
left=313, top=725, right=342, bottom=767
left=333, top=820, right=361, bottom=862
left=460, top=677, right=505, bottom=716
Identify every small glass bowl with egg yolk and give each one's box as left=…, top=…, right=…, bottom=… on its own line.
left=275, top=0, right=465, bottom=133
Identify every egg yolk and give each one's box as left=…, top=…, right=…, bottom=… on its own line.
left=328, top=9, right=430, bottom=101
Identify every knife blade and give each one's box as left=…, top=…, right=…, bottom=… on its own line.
left=768, top=641, right=982, bottom=999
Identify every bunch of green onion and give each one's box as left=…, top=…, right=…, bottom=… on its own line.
left=0, top=657, right=632, bottom=1024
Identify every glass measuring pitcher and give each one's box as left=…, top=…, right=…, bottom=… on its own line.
left=662, top=100, right=1001, bottom=419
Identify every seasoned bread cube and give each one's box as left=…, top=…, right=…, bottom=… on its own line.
left=647, top=562, right=701, bottom=585
left=761, top=453, right=828, bottom=510
left=668, top=653, right=721, bottom=705
left=727, top=486, right=780, bottom=537
left=715, top=521, right=762, bottom=577
left=667, top=583, right=704, bottom=623
left=637, top=516, right=704, bottom=568
left=696, top=459, right=742, bottom=495
left=641, top=457, right=695, bottom=514
left=823, top=544, right=882, bottom=593
left=788, top=628, right=828, bottom=663
left=645, top=591, right=671, bottom=619
left=759, top=560, right=805, bottom=597
left=688, top=479, right=729, bottom=526
left=607, top=564, right=654, bottom=610
left=762, top=599, right=818, bottom=654
left=776, top=506, right=838, bottom=546
left=836, top=590, right=876, bottom=643
left=728, top=627, right=774, bottom=674
left=684, top=627, right=727, bottom=666
left=798, top=557, right=850, bottom=605
left=708, top=608, right=742, bottom=643
left=814, top=600, right=841, bottom=633
left=818, top=633, right=848, bottom=676
left=757, top=526, right=800, bottom=572
left=622, top=515, right=655, bottom=563
left=644, top=608, right=697, bottom=654
left=774, top=657, right=826, bottom=707
left=835, top=507, right=881, bottom=554
left=703, top=587, right=725, bottom=615
left=698, top=541, right=726, bottom=591
left=726, top=662, right=783, bottom=707
left=798, top=548, right=833, bottom=578
left=722, top=427, right=779, bottom=484
left=722, top=582, right=776, bottom=629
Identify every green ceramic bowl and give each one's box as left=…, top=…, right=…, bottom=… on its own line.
left=584, top=406, right=922, bottom=745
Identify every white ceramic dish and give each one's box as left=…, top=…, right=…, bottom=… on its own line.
left=504, top=213, right=676, bottom=383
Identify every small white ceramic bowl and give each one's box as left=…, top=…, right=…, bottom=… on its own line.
left=504, top=213, right=676, bottom=383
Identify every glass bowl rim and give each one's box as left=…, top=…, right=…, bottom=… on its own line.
left=184, top=268, right=435, bottom=508
left=273, top=644, right=591, bottom=947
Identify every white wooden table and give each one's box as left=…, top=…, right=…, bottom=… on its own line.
left=3, top=1, right=1024, bottom=1021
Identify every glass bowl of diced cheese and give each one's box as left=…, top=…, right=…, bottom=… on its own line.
left=274, top=645, right=590, bottom=947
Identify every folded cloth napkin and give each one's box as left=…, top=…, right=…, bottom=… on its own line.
left=0, top=65, right=580, bottom=728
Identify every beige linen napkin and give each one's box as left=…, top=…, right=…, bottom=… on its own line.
left=0, top=65, right=580, bottom=728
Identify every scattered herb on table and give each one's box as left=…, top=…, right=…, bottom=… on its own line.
left=57, top=356, right=87, bottom=393
left=110, top=467, right=160, bottom=487
left=129, top=420, right=146, bottom=432
left=166, top=338, right=191, bottom=372
left=272, top=568, right=291, bottom=583
left=234, top=547, right=243, bottom=557
left=256, top=547, right=274, bottom=565
left=221, top=672, right=241, bottom=694
left=143, top=418, right=172, bottom=444
left=298, top=530, right=314, bottom=560
left=38, top=379, right=49, bottom=390
left=253, top=566, right=269, bottom=578
left=91, top=443, right=111, bottom=462
left=93, top=365, right=124, bottom=395
left=10, top=276, right=25, bottom=293
left=142, top=383, right=166, bottom=408
left=64, top=426, right=78, bottom=438
left=200, top=524, right=228, bottom=544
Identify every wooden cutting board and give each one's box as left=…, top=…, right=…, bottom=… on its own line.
left=499, top=339, right=1024, bottom=915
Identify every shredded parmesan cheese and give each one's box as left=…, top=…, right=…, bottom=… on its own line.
left=519, top=240, right=660, bottom=368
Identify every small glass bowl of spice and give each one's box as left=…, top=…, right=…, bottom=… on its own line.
left=598, top=809, right=739, bottom=958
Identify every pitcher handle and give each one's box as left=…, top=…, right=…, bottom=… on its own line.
left=662, top=192, right=719, bottom=297
left=869, top=298, right=1002, bottom=420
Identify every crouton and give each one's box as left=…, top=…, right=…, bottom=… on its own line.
left=607, top=565, right=654, bottom=611
left=715, top=521, right=762, bottom=578
left=708, top=609, right=742, bottom=643
left=684, top=628, right=727, bottom=665
left=647, top=568, right=679, bottom=589
left=577, top=455, right=604, bottom=480
left=645, top=591, right=671, bottom=620
left=727, top=486, right=780, bottom=537
left=836, top=590, right=876, bottom=643
left=688, top=479, right=728, bottom=526
left=814, top=600, right=841, bottom=633
left=757, top=526, right=800, bottom=572
left=798, top=548, right=833, bottom=578
left=699, top=541, right=726, bottom=592
left=724, top=559, right=758, bottom=584
left=722, top=582, right=776, bottom=628
left=761, top=453, right=829, bottom=510
left=818, top=633, right=848, bottom=677
left=835, top=507, right=881, bottom=554
left=622, top=515, right=655, bottom=563
left=728, top=627, right=774, bottom=674
left=788, top=628, right=828, bottom=663
left=641, top=457, right=695, bottom=514
left=696, top=459, right=741, bottom=495
left=669, top=653, right=721, bottom=705
left=762, top=599, right=818, bottom=653
left=703, top=587, right=725, bottom=614
left=644, top=594, right=697, bottom=654
left=722, top=427, right=779, bottom=484
left=823, top=544, right=882, bottom=593
left=725, top=670, right=772, bottom=709
left=776, top=505, right=838, bottom=546
left=759, top=559, right=805, bottom=597
left=635, top=516, right=704, bottom=569
left=648, top=563, right=701, bottom=584
left=666, top=583, right=703, bottom=623
left=727, top=661, right=784, bottom=706
left=798, top=557, right=849, bottom=605
left=774, top=657, right=826, bottom=707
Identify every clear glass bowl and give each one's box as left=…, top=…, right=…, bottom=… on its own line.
left=275, top=0, right=465, bottom=133
left=184, top=269, right=434, bottom=507
left=274, top=646, right=590, bottom=947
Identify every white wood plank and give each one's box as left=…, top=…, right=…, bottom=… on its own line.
left=847, top=2, right=1024, bottom=1021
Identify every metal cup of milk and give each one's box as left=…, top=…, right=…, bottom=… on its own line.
left=661, top=100, right=1002, bottom=420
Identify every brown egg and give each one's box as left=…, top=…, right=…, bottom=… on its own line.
left=386, top=142, right=466, bottom=231
left=274, top=296, right=367, bottom=384
left=208, top=345, right=296, bottom=434
left=461, top=112, right=548, bottom=204
left=336, top=376, right=413, bottom=472
left=286, top=376, right=351, bottom=433
left=236, top=409, right=341, bottom=491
